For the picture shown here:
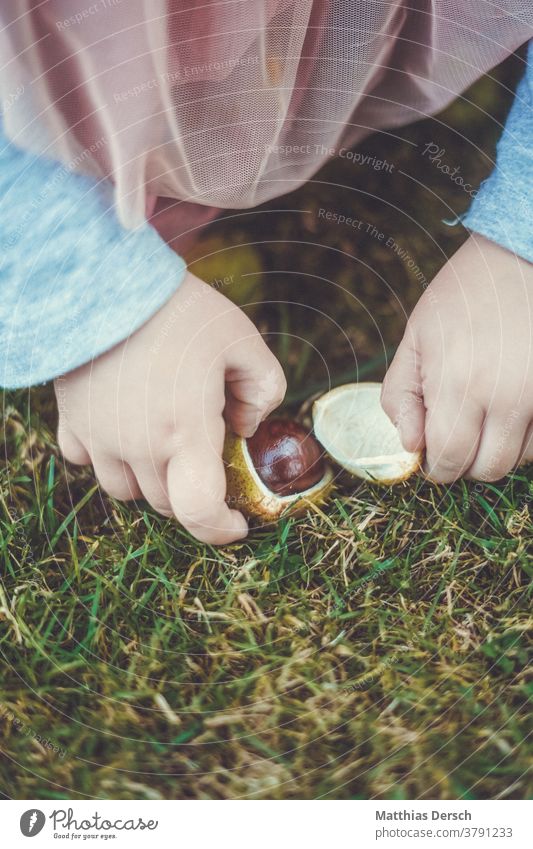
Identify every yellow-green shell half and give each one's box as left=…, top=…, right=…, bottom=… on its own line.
left=224, top=431, right=334, bottom=522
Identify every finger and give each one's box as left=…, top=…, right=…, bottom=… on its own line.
left=518, top=421, right=533, bottom=465
left=167, top=421, right=248, bottom=544
left=424, top=395, right=483, bottom=483
left=381, top=338, right=425, bottom=452
left=132, top=461, right=173, bottom=516
left=92, top=455, right=142, bottom=501
left=466, top=412, right=527, bottom=481
left=225, top=335, right=286, bottom=437
left=57, top=423, right=91, bottom=465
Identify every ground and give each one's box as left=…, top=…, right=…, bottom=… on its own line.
left=1, top=54, right=532, bottom=800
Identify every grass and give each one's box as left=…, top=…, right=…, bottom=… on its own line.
left=1, top=55, right=532, bottom=800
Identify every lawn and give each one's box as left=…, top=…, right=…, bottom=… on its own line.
left=1, top=54, right=532, bottom=800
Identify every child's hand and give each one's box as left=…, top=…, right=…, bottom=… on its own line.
left=54, top=272, right=286, bottom=543
left=381, top=235, right=533, bottom=482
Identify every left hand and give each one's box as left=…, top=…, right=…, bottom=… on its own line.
left=381, top=234, right=533, bottom=483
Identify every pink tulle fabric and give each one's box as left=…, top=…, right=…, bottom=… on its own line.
left=1, top=1, right=531, bottom=248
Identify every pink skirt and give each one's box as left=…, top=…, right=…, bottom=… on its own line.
left=1, top=1, right=531, bottom=250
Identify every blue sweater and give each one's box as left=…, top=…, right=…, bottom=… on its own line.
left=462, top=43, right=533, bottom=261
left=0, top=46, right=531, bottom=388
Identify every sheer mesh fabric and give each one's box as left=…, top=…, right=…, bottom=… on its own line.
left=1, top=1, right=531, bottom=241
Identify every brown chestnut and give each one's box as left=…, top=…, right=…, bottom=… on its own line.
left=246, top=418, right=326, bottom=496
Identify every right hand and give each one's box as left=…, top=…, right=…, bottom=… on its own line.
left=54, top=272, right=286, bottom=544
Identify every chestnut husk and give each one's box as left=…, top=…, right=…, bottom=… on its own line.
left=223, top=382, right=421, bottom=523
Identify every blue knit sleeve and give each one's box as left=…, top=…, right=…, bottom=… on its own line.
left=0, top=124, right=187, bottom=388
left=462, top=43, right=533, bottom=263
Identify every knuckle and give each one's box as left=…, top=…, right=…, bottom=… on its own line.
left=426, top=415, right=455, bottom=447
left=471, top=462, right=512, bottom=483
left=447, top=376, right=471, bottom=400
left=272, top=369, right=287, bottom=404
left=148, top=501, right=173, bottom=516
left=167, top=426, right=191, bottom=455
left=426, top=428, right=466, bottom=478
left=61, top=448, right=82, bottom=465
left=184, top=525, right=220, bottom=544
left=97, top=478, right=131, bottom=501
left=120, top=433, right=148, bottom=460
left=57, top=429, right=86, bottom=466
left=519, top=434, right=533, bottom=463
left=56, top=431, right=72, bottom=459
left=380, top=387, right=398, bottom=420
left=485, top=468, right=510, bottom=482
left=255, top=369, right=287, bottom=412
left=427, top=454, right=464, bottom=481
left=141, top=483, right=170, bottom=512
left=122, top=428, right=169, bottom=463
left=270, top=359, right=287, bottom=395
left=257, top=342, right=286, bottom=385
left=436, top=454, right=463, bottom=473
left=182, top=506, right=218, bottom=528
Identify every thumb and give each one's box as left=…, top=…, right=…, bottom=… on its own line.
left=381, top=336, right=425, bottom=453
left=224, top=334, right=287, bottom=438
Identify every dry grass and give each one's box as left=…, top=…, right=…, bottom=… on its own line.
left=0, top=55, right=531, bottom=800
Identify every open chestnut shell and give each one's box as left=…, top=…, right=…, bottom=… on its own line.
left=223, top=382, right=421, bottom=523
